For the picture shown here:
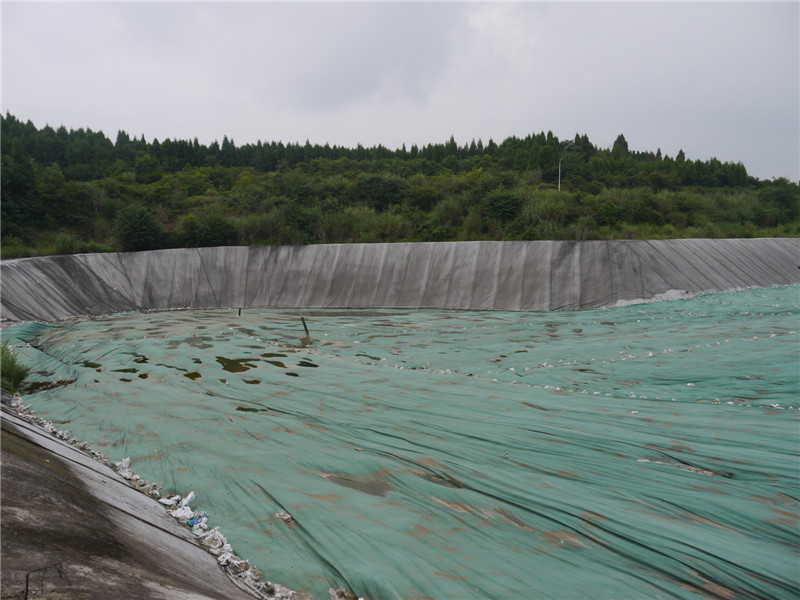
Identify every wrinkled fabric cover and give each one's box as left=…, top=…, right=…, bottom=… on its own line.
left=2, top=239, right=798, bottom=321
left=5, top=287, right=799, bottom=599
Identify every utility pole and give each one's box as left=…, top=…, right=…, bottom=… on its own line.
left=558, top=141, right=574, bottom=192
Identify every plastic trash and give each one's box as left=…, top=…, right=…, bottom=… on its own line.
left=159, top=494, right=181, bottom=507
left=187, top=511, right=208, bottom=526
left=113, top=456, right=135, bottom=480
left=274, top=511, right=296, bottom=529
left=228, top=557, right=251, bottom=574
left=170, top=505, right=194, bottom=522
left=199, top=527, right=227, bottom=554
left=180, top=490, right=195, bottom=507
left=191, top=519, right=209, bottom=535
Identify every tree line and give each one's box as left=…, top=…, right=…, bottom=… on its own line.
left=1, top=112, right=797, bottom=257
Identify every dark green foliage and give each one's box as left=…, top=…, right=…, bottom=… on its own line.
left=115, top=204, right=163, bottom=252
left=760, top=178, right=799, bottom=221
left=134, top=154, right=163, bottom=184
left=1, top=111, right=798, bottom=255
left=181, top=212, right=238, bottom=247
left=612, top=134, right=629, bottom=157
left=408, top=186, right=442, bottom=212
left=54, top=232, right=80, bottom=255
left=483, top=189, right=522, bottom=223
left=279, top=202, right=316, bottom=244
left=1, top=142, right=43, bottom=239
left=351, top=173, right=408, bottom=211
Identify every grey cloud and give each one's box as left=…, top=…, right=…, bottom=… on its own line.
left=1, top=2, right=797, bottom=180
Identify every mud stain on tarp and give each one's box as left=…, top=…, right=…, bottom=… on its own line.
left=24, top=379, right=77, bottom=393
left=413, top=470, right=464, bottom=488
left=433, top=571, right=468, bottom=581
left=320, top=471, right=394, bottom=497
left=216, top=357, right=258, bottom=373
left=493, top=508, right=534, bottom=532
left=540, top=530, right=587, bottom=549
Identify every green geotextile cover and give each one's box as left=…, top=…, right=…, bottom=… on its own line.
left=4, top=287, right=799, bottom=599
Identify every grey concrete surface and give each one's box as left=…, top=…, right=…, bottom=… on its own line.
left=0, top=399, right=261, bottom=600
left=1, top=239, right=798, bottom=322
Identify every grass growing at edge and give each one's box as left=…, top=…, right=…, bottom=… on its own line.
left=1, top=343, right=30, bottom=394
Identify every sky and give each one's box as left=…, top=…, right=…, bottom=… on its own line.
left=2, top=1, right=798, bottom=181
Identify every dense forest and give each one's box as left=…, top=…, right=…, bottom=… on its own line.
left=1, top=112, right=797, bottom=258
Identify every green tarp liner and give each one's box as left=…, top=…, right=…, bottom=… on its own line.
left=3, top=286, right=799, bottom=599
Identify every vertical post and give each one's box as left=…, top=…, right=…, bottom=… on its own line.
left=558, top=158, right=563, bottom=191
left=300, top=317, right=312, bottom=346
left=558, top=141, right=574, bottom=192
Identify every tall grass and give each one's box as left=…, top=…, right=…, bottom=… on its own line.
left=1, top=343, right=30, bottom=394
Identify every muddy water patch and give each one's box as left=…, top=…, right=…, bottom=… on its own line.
left=216, top=357, right=258, bottom=373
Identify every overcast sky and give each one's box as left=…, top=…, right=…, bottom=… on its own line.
left=2, top=2, right=798, bottom=181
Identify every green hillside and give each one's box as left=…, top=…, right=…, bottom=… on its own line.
left=2, top=112, right=797, bottom=258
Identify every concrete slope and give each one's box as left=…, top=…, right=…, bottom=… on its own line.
left=0, top=402, right=261, bottom=600
left=1, top=239, right=798, bottom=321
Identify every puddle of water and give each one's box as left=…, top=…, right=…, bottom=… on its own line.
left=216, top=357, right=257, bottom=373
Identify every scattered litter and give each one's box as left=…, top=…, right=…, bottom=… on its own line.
left=2, top=395, right=315, bottom=600
left=329, top=586, right=364, bottom=600
left=637, top=458, right=721, bottom=477
left=187, top=511, right=208, bottom=526
left=274, top=511, right=296, bottom=529
left=170, top=505, right=194, bottom=522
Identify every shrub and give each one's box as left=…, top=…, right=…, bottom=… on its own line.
left=760, top=179, right=800, bottom=221
left=483, top=189, right=522, bottom=223
left=79, top=240, right=115, bottom=254
left=1, top=343, right=29, bottom=394
left=55, top=232, right=80, bottom=255
left=0, top=237, right=35, bottom=259
left=433, top=196, right=464, bottom=228
left=194, top=212, right=238, bottom=247
left=115, top=204, right=164, bottom=251
left=462, top=206, right=484, bottom=237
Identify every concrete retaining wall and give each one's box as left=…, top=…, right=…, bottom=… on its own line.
left=2, top=239, right=798, bottom=321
